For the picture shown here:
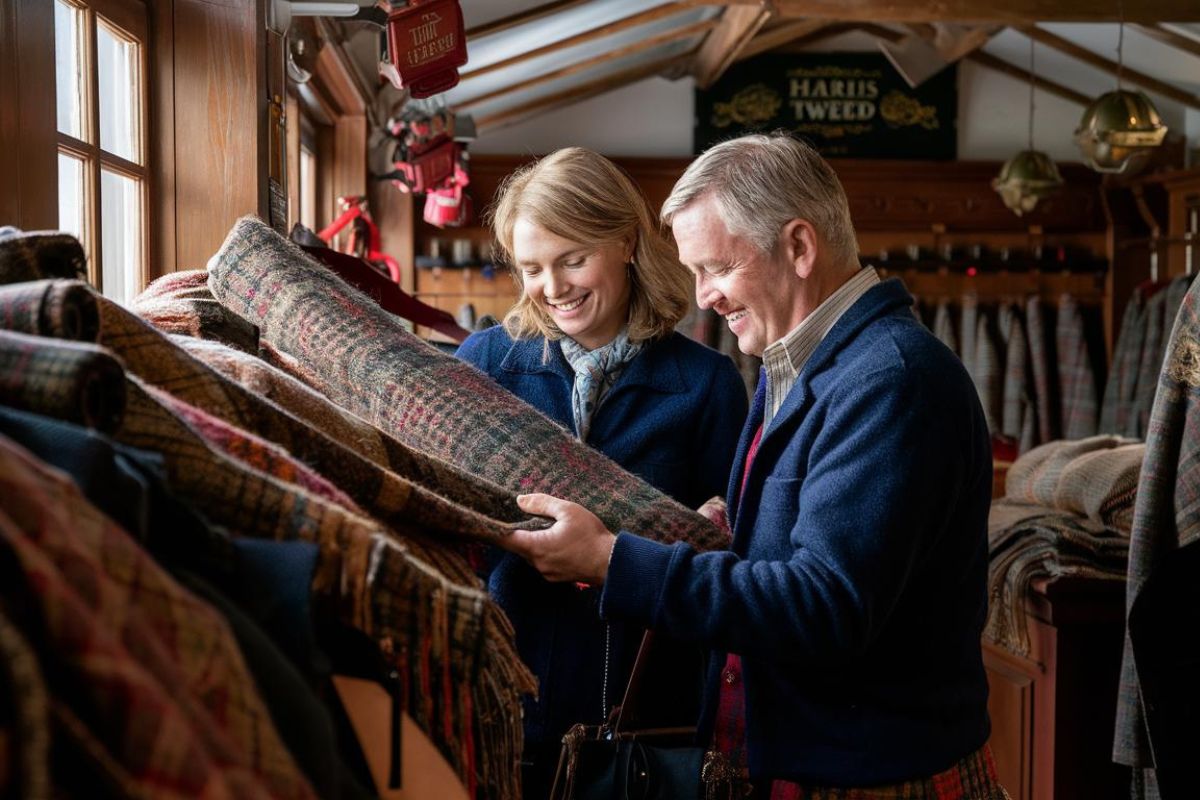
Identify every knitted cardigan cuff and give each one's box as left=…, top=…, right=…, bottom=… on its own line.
left=599, top=531, right=677, bottom=626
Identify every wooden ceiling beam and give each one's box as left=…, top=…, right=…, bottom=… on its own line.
left=456, top=18, right=718, bottom=110
left=737, top=19, right=832, bottom=61
left=1017, top=25, right=1200, bottom=110
left=692, top=5, right=772, bottom=88
left=1131, top=23, right=1200, bottom=61
left=460, top=3, right=693, bottom=82
left=766, top=0, right=1200, bottom=23
left=476, top=51, right=695, bottom=133
left=465, top=0, right=590, bottom=41
left=854, top=22, right=1092, bottom=106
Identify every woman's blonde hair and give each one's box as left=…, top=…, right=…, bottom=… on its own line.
left=489, top=147, right=692, bottom=344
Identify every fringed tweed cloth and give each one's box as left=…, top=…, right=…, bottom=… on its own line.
left=207, top=216, right=728, bottom=552
left=132, top=270, right=259, bottom=354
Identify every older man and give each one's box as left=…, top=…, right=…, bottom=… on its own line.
left=507, top=133, right=1004, bottom=797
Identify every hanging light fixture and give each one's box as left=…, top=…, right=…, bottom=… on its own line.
left=993, top=37, right=1063, bottom=216
left=1074, top=6, right=1167, bottom=175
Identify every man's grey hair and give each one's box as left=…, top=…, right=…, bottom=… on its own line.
left=661, top=133, right=859, bottom=265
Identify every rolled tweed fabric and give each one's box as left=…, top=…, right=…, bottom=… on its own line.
left=0, top=329, right=125, bottom=433
left=0, top=228, right=87, bottom=284
left=132, top=270, right=259, bottom=354
left=0, top=280, right=100, bottom=342
left=208, top=217, right=727, bottom=551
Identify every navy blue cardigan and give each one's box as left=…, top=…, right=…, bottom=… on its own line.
left=456, top=327, right=748, bottom=752
left=601, top=279, right=993, bottom=786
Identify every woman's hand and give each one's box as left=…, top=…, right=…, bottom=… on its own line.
left=504, top=493, right=617, bottom=586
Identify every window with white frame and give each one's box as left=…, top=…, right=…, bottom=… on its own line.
left=54, top=0, right=148, bottom=306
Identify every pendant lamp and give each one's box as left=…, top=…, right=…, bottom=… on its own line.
left=993, top=37, right=1063, bottom=216
left=1074, top=10, right=1167, bottom=175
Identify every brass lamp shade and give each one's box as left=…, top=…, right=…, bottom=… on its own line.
left=992, top=149, right=1064, bottom=216
left=1075, top=90, right=1168, bottom=175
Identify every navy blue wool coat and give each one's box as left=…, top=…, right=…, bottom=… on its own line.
left=456, top=327, right=748, bottom=756
left=601, top=279, right=994, bottom=787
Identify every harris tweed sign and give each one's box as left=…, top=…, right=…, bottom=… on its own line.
left=696, top=52, right=957, bottom=159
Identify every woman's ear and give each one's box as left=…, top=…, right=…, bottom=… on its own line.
left=782, top=219, right=819, bottom=279
left=624, top=233, right=637, bottom=264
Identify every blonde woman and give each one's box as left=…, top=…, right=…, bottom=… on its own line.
left=457, top=147, right=747, bottom=797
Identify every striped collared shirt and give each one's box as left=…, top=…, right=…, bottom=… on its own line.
left=762, top=267, right=880, bottom=427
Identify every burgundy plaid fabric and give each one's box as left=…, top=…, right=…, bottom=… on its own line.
left=132, top=270, right=259, bottom=355
left=768, top=746, right=1007, bottom=800
left=0, top=434, right=317, bottom=799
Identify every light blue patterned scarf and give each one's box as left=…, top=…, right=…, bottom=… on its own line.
left=559, top=329, right=643, bottom=442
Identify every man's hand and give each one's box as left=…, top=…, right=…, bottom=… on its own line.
left=504, top=493, right=617, bottom=586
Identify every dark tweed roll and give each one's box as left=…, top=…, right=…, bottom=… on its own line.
left=208, top=217, right=727, bottom=551
left=1114, top=271, right=1200, bottom=784
left=0, top=329, right=124, bottom=433
left=132, top=270, right=259, bottom=354
left=0, top=279, right=100, bottom=342
left=0, top=228, right=87, bottom=284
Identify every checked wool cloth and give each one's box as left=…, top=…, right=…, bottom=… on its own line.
left=1114, top=269, right=1200, bottom=797
left=0, top=434, right=317, bottom=799
left=132, top=269, right=259, bottom=355
left=0, top=328, right=125, bottom=433
left=207, top=216, right=728, bottom=552
left=0, top=227, right=87, bottom=284
left=0, top=279, right=535, bottom=796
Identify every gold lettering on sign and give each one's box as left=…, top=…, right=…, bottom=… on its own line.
left=410, top=12, right=442, bottom=46
left=406, top=32, right=458, bottom=67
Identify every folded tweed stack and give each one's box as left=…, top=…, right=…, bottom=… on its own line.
left=132, top=270, right=259, bottom=354
left=208, top=216, right=727, bottom=552
left=1004, top=435, right=1143, bottom=532
left=985, top=501, right=1129, bottom=657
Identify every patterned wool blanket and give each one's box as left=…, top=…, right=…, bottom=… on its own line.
left=1004, top=435, right=1143, bottom=533
left=0, top=434, right=317, bottom=799
left=985, top=500, right=1128, bottom=658
left=208, top=217, right=728, bottom=551
left=0, top=329, right=125, bottom=433
left=132, top=270, right=259, bottom=354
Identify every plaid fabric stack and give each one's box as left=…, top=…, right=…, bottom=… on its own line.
left=207, top=216, right=728, bottom=553
left=131, top=269, right=259, bottom=355
left=0, top=275, right=538, bottom=798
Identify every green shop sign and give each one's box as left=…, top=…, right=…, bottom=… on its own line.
left=696, top=53, right=957, bottom=159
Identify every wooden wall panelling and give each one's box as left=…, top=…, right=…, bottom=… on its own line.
left=0, top=0, right=58, bottom=230
left=370, top=182, right=416, bottom=293
left=164, top=0, right=267, bottom=271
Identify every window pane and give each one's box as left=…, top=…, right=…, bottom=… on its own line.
left=300, top=145, right=317, bottom=230
left=54, top=0, right=84, bottom=138
left=97, top=19, right=140, bottom=163
left=57, top=151, right=87, bottom=245
left=100, top=169, right=141, bottom=305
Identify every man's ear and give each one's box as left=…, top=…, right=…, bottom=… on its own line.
left=782, top=219, right=819, bottom=279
